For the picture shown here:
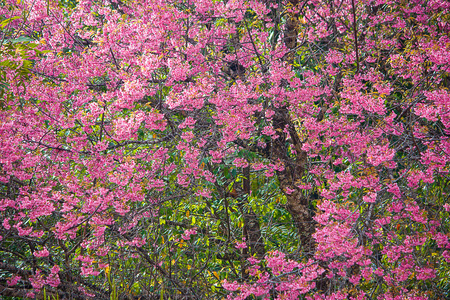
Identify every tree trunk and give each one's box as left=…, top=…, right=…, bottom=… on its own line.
left=272, top=107, right=315, bottom=253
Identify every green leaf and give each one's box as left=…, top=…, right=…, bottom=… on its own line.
left=0, top=16, right=20, bottom=29
left=7, top=36, right=35, bottom=44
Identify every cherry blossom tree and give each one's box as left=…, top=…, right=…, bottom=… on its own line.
left=1, top=0, right=450, bottom=299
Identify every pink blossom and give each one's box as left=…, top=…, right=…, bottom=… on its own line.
left=222, top=279, right=240, bottom=292
left=46, top=265, right=61, bottom=287
left=444, top=204, right=450, bottom=212
left=81, top=266, right=101, bottom=277
left=29, top=270, right=45, bottom=291
left=181, top=228, right=197, bottom=241
left=235, top=239, right=247, bottom=249
left=2, top=217, right=11, bottom=230
left=363, top=192, right=377, bottom=203
left=33, top=248, right=49, bottom=257
left=7, top=275, right=21, bottom=286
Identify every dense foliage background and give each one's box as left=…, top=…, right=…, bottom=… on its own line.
left=1, top=0, right=450, bottom=299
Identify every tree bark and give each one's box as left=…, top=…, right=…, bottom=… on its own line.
left=272, top=107, right=315, bottom=253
